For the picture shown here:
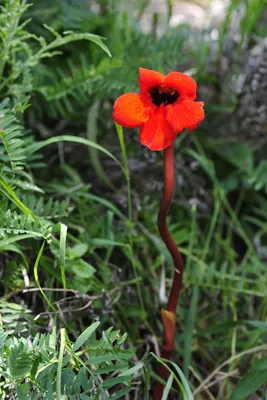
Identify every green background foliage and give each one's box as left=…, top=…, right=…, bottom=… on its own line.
left=0, top=0, right=267, bottom=398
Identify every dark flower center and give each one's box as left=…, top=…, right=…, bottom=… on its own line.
left=150, top=86, right=179, bottom=106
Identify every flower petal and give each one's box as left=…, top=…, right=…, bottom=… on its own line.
left=139, top=67, right=165, bottom=94
left=166, top=101, right=205, bottom=133
left=113, top=93, right=152, bottom=128
left=164, top=72, right=197, bottom=100
left=140, top=105, right=176, bottom=151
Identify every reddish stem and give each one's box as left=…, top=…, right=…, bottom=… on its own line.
left=153, top=144, right=184, bottom=400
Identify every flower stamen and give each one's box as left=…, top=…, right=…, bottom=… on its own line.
left=150, top=86, right=179, bottom=106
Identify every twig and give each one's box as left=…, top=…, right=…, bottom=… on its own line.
left=194, top=344, right=267, bottom=395
left=23, top=287, right=79, bottom=294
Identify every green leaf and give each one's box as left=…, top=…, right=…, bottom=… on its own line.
left=0, top=108, right=26, bottom=173
left=34, top=241, right=55, bottom=311
left=119, top=362, right=144, bottom=377
left=16, top=383, right=30, bottom=400
left=109, top=387, right=132, bottom=399
left=8, top=346, right=32, bottom=379
left=224, top=143, right=253, bottom=171
left=59, top=223, right=67, bottom=289
left=185, top=149, right=216, bottom=182
left=49, top=28, right=111, bottom=57
left=0, top=330, right=8, bottom=347
left=73, top=322, right=100, bottom=351
left=246, top=320, right=267, bottom=330
left=205, top=141, right=253, bottom=172
left=89, top=238, right=127, bottom=247
left=248, top=161, right=267, bottom=192
left=183, top=284, right=199, bottom=378
left=71, top=259, right=96, bottom=279
left=79, top=193, right=126, bottom=221
left=0, top=244, right=28, bottom=267
left=115, top=123, right=128, bottom=172
left=95, top=363, right=128, bottom=375
left=87, top=100, right=115, bottom=190
left=230, top=357, right=267, bottom=400
left=26, top=135, right=122, bottom=169
left=167, top=360, right=194, bottom=400
left=162, top=374, right=174, bottom=400
left=102, top=375, right=132, bottom=389
left=56, top=328, right=66, bottom=400
left=0, top=233, right=46, bottom=247
left=0, top=176, right=36, bottom=218
left=68, top=243, right=88, bottom=259
left=86, top=353, right=131, bottom=364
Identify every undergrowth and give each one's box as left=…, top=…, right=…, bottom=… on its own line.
left=0, top=0, right=267, bottom=399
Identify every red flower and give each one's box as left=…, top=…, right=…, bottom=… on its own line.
left=113, top=68, right=204, bottom=151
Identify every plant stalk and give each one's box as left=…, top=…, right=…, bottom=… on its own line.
left=153, top=144, right=184, bottom=399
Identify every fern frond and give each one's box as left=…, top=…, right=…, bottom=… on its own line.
left=0, top=210, right=52, bottom=241
left=0, top=301, right=33, bottom=335
left=25, top=195, right=72, bottom=219
left=0, top=106, right=26, bottom=174
left=0, top=0, right=110, bottom=112
left=36, top=56, right=95, bottom=102
left=184, top=258, right=267, bottom=298
left=32, top=26, right=191, bottom=117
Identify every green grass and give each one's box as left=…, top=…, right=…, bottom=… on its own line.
left=1, top=0, right=267, bottom=398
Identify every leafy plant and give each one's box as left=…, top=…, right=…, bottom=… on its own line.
left=0, top=0, right=267, bottom=398
left=0, top=321, right=138, bottom=399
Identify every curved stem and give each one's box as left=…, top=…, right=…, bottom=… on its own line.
left=153, top=144, right=184, bottom=399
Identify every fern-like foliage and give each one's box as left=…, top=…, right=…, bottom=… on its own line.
left=32, top=26, right=193, bottom=117
left=0, top=210, right=52, bottom=241
left=0, top=322, right=139, bottom=399
left=22, top=195, right=71, bottom=219
left=0, top=102, right=26, bottom=175
left=0, top=0, right=111, bottom=264
left=0, top=0, right=110, bottom=112
left=0, top=301, right=33, bottom=335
